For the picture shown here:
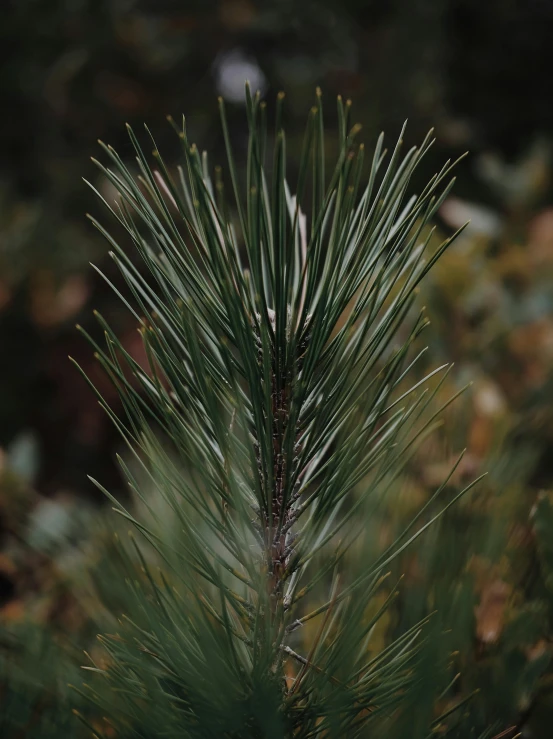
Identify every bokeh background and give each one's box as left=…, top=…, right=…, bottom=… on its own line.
left=2, top=1, right=553, bottom=736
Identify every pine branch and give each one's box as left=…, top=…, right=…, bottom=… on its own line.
left=78, top=85, right=476, bottom=738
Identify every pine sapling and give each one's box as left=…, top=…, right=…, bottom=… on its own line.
left=74, top=86, right=481, bottom=738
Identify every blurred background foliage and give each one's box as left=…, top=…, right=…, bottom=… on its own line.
left=2, top=0, right=553, bottom=736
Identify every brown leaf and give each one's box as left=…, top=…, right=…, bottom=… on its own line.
left=528, top=208, right=553, bottom=268
left=29, top=271, right=90, bottom=328
left=475, top=579, right=511, bottom=644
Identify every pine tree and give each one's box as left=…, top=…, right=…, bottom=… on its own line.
left=70, top=86, right=483, bottom=738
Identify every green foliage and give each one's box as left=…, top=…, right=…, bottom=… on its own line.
left=66, top=87, right=483, bottom=737
left=0, top=621, right=83, bottom=738
left=368, top=157, right=553, bottom=738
